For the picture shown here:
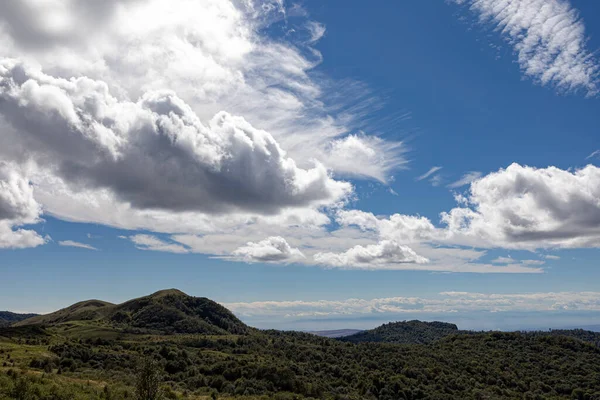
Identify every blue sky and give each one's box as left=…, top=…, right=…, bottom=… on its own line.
left=1, top=0, right=600, bottom=331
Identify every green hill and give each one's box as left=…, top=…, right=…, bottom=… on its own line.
left=0, top=311, right=39, bottom=327
left=3, top=291, right=600, bottom=399
left=339, top=320, right=462, bottom=344
left=15, top=289, right=248, bottom=335
left=14, top=300, right=114, bottom=327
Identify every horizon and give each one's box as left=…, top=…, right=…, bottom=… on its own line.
left=4, top=287, right=600, bottom=334
left=1, top=0, right=600, bottom=333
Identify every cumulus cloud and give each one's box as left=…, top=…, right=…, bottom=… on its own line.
left=337, top=210, right=437, bottom=243
left=442, top=163, right=600, bottom=248
left=231, top=236, right=305, bottom=263
left=0, top=162, right=46, bottom=249
left=0, top=0, right=405, bottom=182
left=0, top=162, right=40, bottom=222
left=58, top=240, right=97, bottom=251
left=0, top=60, right=351, bottom=214
left=453, top=0, right=599, bottom=95
left=336, top=163, right=600, bottom=253
left=225, top=291, right=600, bottom=318
left=314, top=240, right=429, bottom=269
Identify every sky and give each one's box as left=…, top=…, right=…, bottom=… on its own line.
left=1, top=0, right=600, bottom=332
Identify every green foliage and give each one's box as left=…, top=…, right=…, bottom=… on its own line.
left=4, top=291, right=600, bottom=399
left=339, top=320, right=460, bottom=344
left=135, top=358, right=162, bottom=400
left=0, top=369, right=129, bottom=400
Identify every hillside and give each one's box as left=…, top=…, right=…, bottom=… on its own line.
left=0, top=311, right=38, bottom=327
left=3, top=324, right=600, bottom=399
left=3, top=291, right=600, bottom=398
left=339, top=320, right=462, bottom=344
left=111, top=289, right=249, bottom=334
left=14, top=300, right=114, bottom=326
left=15, top=289, right=248, bottom=335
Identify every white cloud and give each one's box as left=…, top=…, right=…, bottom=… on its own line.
left=0, top=0, right=404, bottom=182
left=225, top=291, right=600, bottom=318
left=337, top=209, right=437, bottom=243
left=544, top=254, right=560, bottom=260
left=587, top=150, right=600, bottom=160
left=305, top=21, right=326, bottom=44
left=0, top=162, right=46, bottom=249
left=231, top=236, right=305, bottom=263
left=58, top=240, right=97, bottom=251
left=491, top=256, right=514, bottom=264
left=325, top=135, right=407, bottom=182
left=491, top=256, right=544, bottom=266
left=0, top=61, right=351, bottom=215
left=336, top=163, right=600, bottom=255
left=0, top=0, right=415, bottom=265
left=442, top=163, right=600, bottom=249
left=128, top=234, right=189, bottom=254
left=453, top=0, right=599, bottom=95
left=0, top=162, right=40, bottom=223
left=447, top=171, right=482, bottom=189
left=314, top=240, right=429, bottom=269
left=416, top=166, right=442, bottom=181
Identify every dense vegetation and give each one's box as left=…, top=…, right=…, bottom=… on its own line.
left=2, top=290, right=600, bottom=399
left=0, top=312, right=38, bottom=328
left=338, top=320, right=600, bottom=348
left=339, top=321, right=462, bottom=345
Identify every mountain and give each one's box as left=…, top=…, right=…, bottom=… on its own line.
left=15, top=289, right=248, bottom=335
left=309, top=329, right=363, bottom=338
left=0, top=311, right=38, bottom=327
left=339, top=320, right=462, bottom=344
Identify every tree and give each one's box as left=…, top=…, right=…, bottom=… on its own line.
left=135, top=358, right=162, bottom=400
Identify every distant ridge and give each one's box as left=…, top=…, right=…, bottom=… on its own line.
left=309, top=329, right=363, bottom=338
left=338, top=320, right=600, bottom=347
left=339, top=320, right=461, bottom=344
left=0, top=311, right=39, bottom=327
left=14, top=300, right=115, bottom=326
left=15, top=289, right=249, bottom=335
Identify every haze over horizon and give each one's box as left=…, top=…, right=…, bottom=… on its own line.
left=1, top=0, right=600, bottom=332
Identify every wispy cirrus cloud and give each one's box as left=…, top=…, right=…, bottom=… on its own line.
left=447, top=171, right=482, bottom=189
left=587, top=150, right=600, bottom=160
left=452, top=0, right=599, bottom=95
left=58, top=240, right=97, bottom=251
left=416, top=166, right=443, bottom=181
left=128, top=235, right=189, bottom=254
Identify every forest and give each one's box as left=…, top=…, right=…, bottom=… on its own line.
left=1, top=290, right=600, bottom=400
